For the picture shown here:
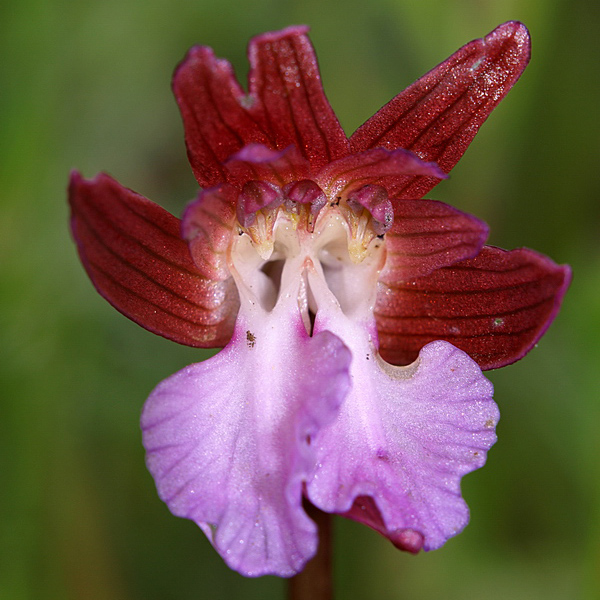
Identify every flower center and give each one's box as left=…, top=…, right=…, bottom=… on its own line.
left=228, top=180, right=386, bottom=333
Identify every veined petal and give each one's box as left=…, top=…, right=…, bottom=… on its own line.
left=174, top=27, right=349, bottom=188
left=173, top=46, right=271, bottom=187
left=68, top=172, right=236, bottom=347
left=181, top=183, right=239, bottom=282
left=350, top=21, right=530, bottom=199
left=315, top=147, right=446, bottom=198
left=376, top=246, right=572, bottom=370
left=224, top=144, right=311, bottom=187
left=380, top=198, right=489, bottom=282
left=247, top=26, right=349, bottom=170
left=307, top=309, right=497, bottom=551
left=141, top=310, right=351, bottom=577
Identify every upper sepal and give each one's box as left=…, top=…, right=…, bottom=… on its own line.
left=173, top=46, right=271, bottom=187
left=376, top=245, right=571, bottom=370
left=247, top=27, right=350, bottom=169
left=350, top=21, right=531, bottom=199
left=68, top=172, right=237, bottom=347
left=174, top=26, right=349, bottom=188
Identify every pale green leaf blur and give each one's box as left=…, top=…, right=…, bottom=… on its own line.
left=1, top=0, right=598, bottom=598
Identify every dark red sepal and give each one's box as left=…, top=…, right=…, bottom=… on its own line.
left=350, top=21, right=531, bottom=199
left=316, top=147, right=446, bottom=199
left=375, top=245, right=571, bottom=370
left=68, top=172, right=237, bottom=348
left=380, top=198, right=489, bottom=282
left=173, top=46, right=269, bottom=188
left=174, top=26, right=349, bottom=188
left=224, top=144, right=311, bottom=187
left=247, top=27, right=350, bottom=170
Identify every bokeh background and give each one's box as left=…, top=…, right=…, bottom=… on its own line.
left=2, top=0, right=598, bottom=598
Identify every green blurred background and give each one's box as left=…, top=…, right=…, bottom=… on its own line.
left=1, top=0, right=598, bottom=598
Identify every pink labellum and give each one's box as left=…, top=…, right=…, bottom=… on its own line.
left=142, top=316, right=351, bottom=576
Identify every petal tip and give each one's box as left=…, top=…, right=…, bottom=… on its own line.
left=68, top=168, right=83, bottom=186
left=251, top=25, right=310, bottom=44
left=389, top=528, right=425, bottom=554
left=490, top=20, right=530, bottom=42
left=484, top=20, right=531, bottom=67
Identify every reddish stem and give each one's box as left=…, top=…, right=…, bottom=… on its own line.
left=287, top=506, right=333, bottom=600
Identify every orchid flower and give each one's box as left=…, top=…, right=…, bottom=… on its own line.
left=69, top=23, right=570, bottom=578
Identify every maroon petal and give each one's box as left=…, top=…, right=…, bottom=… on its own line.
left=315, top=147, right=446, bottom=198
left=174, top=27, right=349, bottom=188
left=380, top=198, right=489, bottom=282
left=224, top=144, right=311, bottom=187
left=350, top=21, right=530, bottom=199
left=69, top=172, right=237, bottom=348
left=181, top=184, right=240, bottom=282
left=375, top=246, right=571, bottom=370
left=247, top=26, right=349, bottom=171
left=173, top=46, right=271, bottom=188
